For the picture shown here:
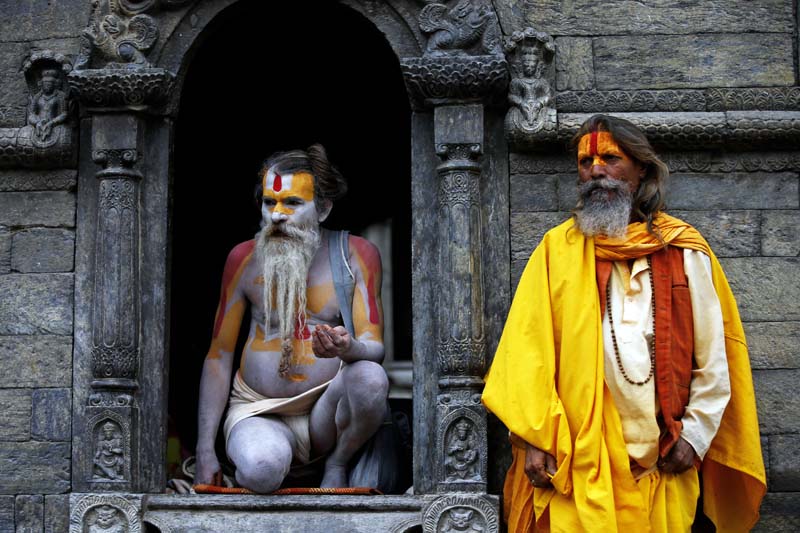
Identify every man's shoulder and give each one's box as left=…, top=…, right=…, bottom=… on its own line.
left=224, top=239, right=256, bottom=269
left=347, top=234, right=381, bottom=269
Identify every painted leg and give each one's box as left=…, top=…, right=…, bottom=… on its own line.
left=310, top=360, right=389, bottom=488
left=226, top=415, right=296, bottom=493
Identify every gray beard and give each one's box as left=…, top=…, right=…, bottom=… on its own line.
left=574, top=178, right=633, bottom=239
left=255, top=221, right=321, bottom=375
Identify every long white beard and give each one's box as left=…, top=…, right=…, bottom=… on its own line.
left=574, top=178, right=633, bottom=239
left=255, top=221, right=321, bottom=377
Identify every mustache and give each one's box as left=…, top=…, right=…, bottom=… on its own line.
left=265, top=222, right=313, bottom=240
left=578, top=177, right=628, bottom=199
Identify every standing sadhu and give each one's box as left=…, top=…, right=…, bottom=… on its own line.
left=483, top=115, right=765, bottom=532
left=194, top=144, right=388, bottom=492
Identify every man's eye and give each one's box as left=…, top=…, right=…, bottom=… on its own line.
left=579, top=157, right=592, bottom=166
left=263, top=199, right=276, bottom=207
left=603, top=154, right=621, bottom=162
left=285, top=198, right=303, bottom=206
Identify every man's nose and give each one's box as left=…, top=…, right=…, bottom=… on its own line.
left=590, top=160, right=606, bottom=179
left=271, top=211, right=288, bottom=224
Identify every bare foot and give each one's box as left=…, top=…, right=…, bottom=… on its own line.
left=320, top=463, right=348, bottom=488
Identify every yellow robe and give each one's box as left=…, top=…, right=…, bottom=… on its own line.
left=482, top=214, right=765, bottom=532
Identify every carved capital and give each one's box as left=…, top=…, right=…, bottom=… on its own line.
left=423, top=494, right=499, bottom=533
left=401, top=56, right=508, bottom=108
left=438, top=338, right=486, bottom=379
left=69, top=68, right=175, bottom=110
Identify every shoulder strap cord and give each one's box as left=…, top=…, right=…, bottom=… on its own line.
left=328, top=229, right=356, bottom=337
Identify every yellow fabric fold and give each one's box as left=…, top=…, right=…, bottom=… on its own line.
left=483, top=213, right=765, bottom=532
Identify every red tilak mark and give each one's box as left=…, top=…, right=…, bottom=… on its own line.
left=589, top=131, right=598, bottom=156
left=213, top=240, right=254, bottom=338
left=273, top=174, right=282, bottom=192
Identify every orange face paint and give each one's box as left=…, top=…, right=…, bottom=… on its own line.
left=262, top=171, right=315, bottom=215
left=577, top=131, right=632, bottom=167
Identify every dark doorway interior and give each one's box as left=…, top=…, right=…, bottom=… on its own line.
left=168, top=0, right=412, bottom=485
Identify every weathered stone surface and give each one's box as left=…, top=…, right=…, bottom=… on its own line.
left=555, top=37, right=593, bottom=91
left=0, top=226, right=9, bottom=274
left=522, top=1, right=793, bottom=35
left=511, top=175, right=559, bottom=212
left=15, top=494, right=43, bottom=533
left=752, top=492, right=800, bottom=532
left=770, top=434, right=800, bottom=491
left=0, top=389, right=31, bottom=441
left=32, top=388, right=70, bottom=441
left=0, top=442, right=69, bottom=494
left=670, top=210, right=760, bottom=257
left=511, top=212, right=570, bottom=261
left=667, top=173, right=798, bottom=210
left=12, top=228, right=75, bottom=273
left=0, top=336, right=72, bottom=388
left=761, top=435, right=769, bottom=486
left=753, top=369, right=800, bottom=435
left=0, top=274, right=73, bottom=335
left=0, top=0, right=86, bottom=42
left=745, top=322, right=800, bottom=369
left=0, top=42, right=29, bottom=108
left=44, top=494, right=69, bottom=533
left=593, top=34, right=794, bottom=90
left=511, top=153, right=573, bottom=174
left=556, top=175, right=579, bottom=210
left=0, top=192, right=75, bottom=228
left=0, top=496, right=12, bottom=532
left=762, top=211, right=800, bottom=257
left=0, top=170, right=76, bottom=192
left=723, top=258, right=800, bottom=322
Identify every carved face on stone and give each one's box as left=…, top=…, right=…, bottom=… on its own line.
left=455, top=420, right=471, bottom=440
left=94, top=505, right=119, bottom=527
left=261, top=169, right=329, bottom=234
left=449, top=509, right=474, bottom=530
left=40, top=70, right=59, bottom=95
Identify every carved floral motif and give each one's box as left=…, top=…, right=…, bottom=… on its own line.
left=69, top=69, right=175, bottom=109
left=400, top=56, right=508, bottom=108
left=418, top=0, right=502, bottom=57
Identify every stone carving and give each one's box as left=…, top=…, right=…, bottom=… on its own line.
left=69, top=69, right=175, bottom=109
left=445, top=418, right=480, bottom=482
left=0, top=172, right=76, bottom=192
left=70, top=494, right=140, bottom=533
left=439, top=171, right=481, bottom=208
left=727, top=111, right=800, bottom=146
left=438, top=338, right=486, bottom=377
left=423, top=495, right=499, bottom=533
left=0, top=51, right=75, bottom=169
left=504, top=28, right=557, bottom=147
left=418, top=0, right=501, bottom=57
left=89, top=392, right=134, bottom=407
left=438, top=390, right=483, bottom=406
left=400, top=56, right=508, bottom=108
left=706, top=87, right=800, bottom=112
left=76, top=0, right=159, bottom=69
left=93, top=420, right=126, bottom=481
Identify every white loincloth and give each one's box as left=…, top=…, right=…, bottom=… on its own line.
left=223, top=370, right=337, bottom=465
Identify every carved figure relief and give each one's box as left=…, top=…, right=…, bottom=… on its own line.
left=440, top=508, right=485, bottom=532
left=445, top=418, right=480, bottom=481
left=87, top=505, right=127, bottom=533
left=423, top=495, right=499, bottom=533
left=77, top=0, right=159, bottom=69
left=504, top=28, right=556, bottom=143
left=70, top=495, right=141, bottom=533
left=93, top=420, right=126, bottom=481
left=418, top=0, right=502, bottom=57
left=26, top=68, right=71, bottom=146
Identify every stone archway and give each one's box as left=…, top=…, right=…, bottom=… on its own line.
left=68, top=0, right=510, bottom=530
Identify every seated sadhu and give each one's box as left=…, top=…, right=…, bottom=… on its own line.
left=482, top=115, right=766, bottom=532
left=194, top=144, right=388, bottom=492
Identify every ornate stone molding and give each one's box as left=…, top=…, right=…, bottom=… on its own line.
left=68, top=68, right=175, bottom=110
left=422, top=494, right=499, bottom=533
left=0, top=51, right=76, bottom=169
left=401, top=56, right=508, bottom=109
left=556, top=87, right=800, bottom=113
left=504, top=27, right=557, bottom=149
left=70, top=494, right=142, bottom=533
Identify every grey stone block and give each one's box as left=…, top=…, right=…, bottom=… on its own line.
left=0, top=442, right=69, bottom=494
left=12, top=229, right=75, bottom=273
left=44, top=494, right=69, bottom=533
left=510, top=175, right=559, bottom=212
left=523, top=1, right=794, bottom=35
left=555, top=37, right=593, bottom=91
left=593, top=34, right=794, bottom=90
left=0, top=0, right=86, bottom=42
left=752, top=492, right=800, bottom=532
left=15, top=494, right=43, bottom=533
left=762, top=211, right=800, bottom=257
left=723, top=258, right=800, bottom=322
left=0, top=42, right=29, bottom=108
left=670, top=210, right=760, bottom=257
left=510, top=212, right=570, bottom=262
left=745, top=322, right=800, bottom=370
left=0, top=192, right=75, bottom=228
left=0, top=226, right=9, bottom=274
left=0, top=389, right=31, bottom=441
left=511, top=258, right=527, bottom=290
left=762, top=435, right=769, bottom=486
left=32, top=388, right=70, bottom=441
left=0, top=336, right=72, bottom=388
left=0, top=496, right=13, bottom=532
left=770, top=434, right=800, bottom=491
left=556, top=175, right=578, bottom=211
left=667, top=173, right=798, bottom=210
left=0, top=274, right=73, bottom=335
left=0, top=170, right=76, bottom=192
left=754, top=370, right=800, bottom=435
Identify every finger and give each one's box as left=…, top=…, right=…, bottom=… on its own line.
left=545, top=453, right=557, bottom=476
left=317, top=331, right=337, bottom=352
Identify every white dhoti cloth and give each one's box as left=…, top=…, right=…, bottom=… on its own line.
left=223, top=371, right=336, bottom=465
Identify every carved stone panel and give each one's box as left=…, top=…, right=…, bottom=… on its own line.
left=437, top=406, right=487, bottom=491
left=423, top=494, right=499, bottom=533
left=418, top=0, right=502, bottom=57
left=70, top=494, right=141, bottom=533
left=86, top=409, right=135, bottom=487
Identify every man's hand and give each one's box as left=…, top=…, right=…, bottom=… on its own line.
left=524, top=443, right=556, bottom=488
left=658, top=437, right=697, bottom=474
left=312, top=324, right=352, bottom=358
left=194, top=450, right=223, bottom=486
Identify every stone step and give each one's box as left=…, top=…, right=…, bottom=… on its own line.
left=142, top=494, right=426, bottom=533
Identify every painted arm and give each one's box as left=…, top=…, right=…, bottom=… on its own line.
left=312, top=235, right=384, bottom=364
left=195, top=242, right=252, bottom=484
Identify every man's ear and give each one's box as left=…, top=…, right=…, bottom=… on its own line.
left=318, top=199, right=333, bottom=222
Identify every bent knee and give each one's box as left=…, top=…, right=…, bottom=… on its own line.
left=344, top=360, right=389, bottom=406
left=234, top=450, right=292, bottom=493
